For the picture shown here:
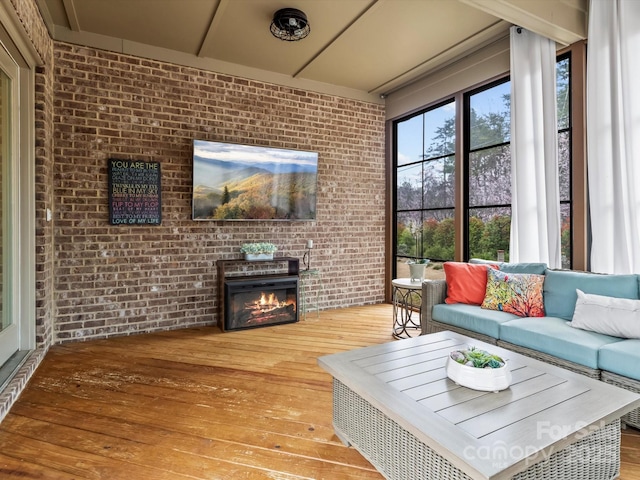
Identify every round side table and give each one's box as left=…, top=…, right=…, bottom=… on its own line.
left=392, top=278, right=424, bottom=339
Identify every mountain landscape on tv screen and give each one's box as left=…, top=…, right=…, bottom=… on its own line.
left=192, top=141, right=318, bottom=220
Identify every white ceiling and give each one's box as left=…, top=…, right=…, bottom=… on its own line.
left=35, top=0, right=588, bottom=103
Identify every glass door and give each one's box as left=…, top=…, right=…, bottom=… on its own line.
left=0, top=46, right=20, bottom=366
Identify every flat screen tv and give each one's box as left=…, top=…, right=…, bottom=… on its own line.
left=192, top=140, right=318, bottom=221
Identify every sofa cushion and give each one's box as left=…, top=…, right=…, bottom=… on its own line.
left=443, top=262, right=498, bottom=306
left=569, top=289, right=640, bottom=339
left=598, top=340, right=640, bottom=381
left=499, top=317, right=624, bottom=369
left=543, top=269, right=639, bottom=320
left=470, top=258, right=547, bottom=275
left=432, top=303, right=518, bottom=339
left=482, top=268, right=545, bottom=317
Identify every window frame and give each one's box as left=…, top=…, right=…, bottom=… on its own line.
left=462, top=76, right=512, bottom=262
left=556, top=52, right=573, bottom=269
left=392, top=98, right=456, bottom=274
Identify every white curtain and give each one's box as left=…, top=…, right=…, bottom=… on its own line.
left=587, top=0, right=640, bottom=274
left=509, top=26, right=561, bottom=268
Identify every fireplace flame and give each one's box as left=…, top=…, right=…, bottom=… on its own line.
left=254, top=292, right=288, bottom=311
left=259, top=292, right=278, bottom=306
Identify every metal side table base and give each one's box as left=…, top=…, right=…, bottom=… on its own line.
left=392, top=278, right=423, bottom=339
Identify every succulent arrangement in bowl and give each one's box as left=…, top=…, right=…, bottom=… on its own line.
left=449, top=347, right=505, bottom=369
left=446, top=346, right=511, bottom=392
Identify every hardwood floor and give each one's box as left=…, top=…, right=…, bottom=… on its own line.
left=0, top=304, right=638, bottom=479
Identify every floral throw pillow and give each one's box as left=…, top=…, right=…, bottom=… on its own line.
left=481, top=268, right=545, bottom=317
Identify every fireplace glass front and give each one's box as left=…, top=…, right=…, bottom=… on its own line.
left=224, top=275, right=298, bottom=331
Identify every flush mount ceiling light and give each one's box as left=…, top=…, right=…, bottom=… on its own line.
left=270, top=8, right=310, bottom=41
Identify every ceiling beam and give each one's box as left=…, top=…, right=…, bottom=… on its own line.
left=293, top=0, right=380, bottom=79
left=62, top=0, right=81, bottom=32
left=459, top=0, right=587, bottom=45
left=197, top=0, right=225, bottom=57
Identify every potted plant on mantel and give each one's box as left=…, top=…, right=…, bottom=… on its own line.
left=240, top=242, right=278, bottom=261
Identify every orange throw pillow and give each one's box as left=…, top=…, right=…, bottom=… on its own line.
left=444, top=262, right=499, bottom=305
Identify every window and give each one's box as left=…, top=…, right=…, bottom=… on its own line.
left=465, top=79, right=512, bottom=261
left=393, top=55, right=573, bottom=274
left=394, top=100, right=456, bottom=276
left=557, top=54, right=572, bottom=269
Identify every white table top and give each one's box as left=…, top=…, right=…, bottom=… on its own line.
left=391, top=277, right=424, bottom=289
left=318, top=330, right=640, bottom=480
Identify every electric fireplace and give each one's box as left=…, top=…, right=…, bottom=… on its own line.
left=224, top=275, right=299, bottom=331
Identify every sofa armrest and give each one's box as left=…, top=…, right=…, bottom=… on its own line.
left=421, top=280, right=447, bottom=335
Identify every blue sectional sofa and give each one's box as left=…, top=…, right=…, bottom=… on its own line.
left=421, top=261, right=640, bottom=430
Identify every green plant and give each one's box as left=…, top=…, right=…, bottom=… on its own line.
left=407, top=258, right=430, bottom=265
left=239, top=242, right=278, bottom=255
left=450, top=347, right=505, bottom=369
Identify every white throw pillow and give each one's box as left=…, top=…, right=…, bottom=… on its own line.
left=569, top=289, right=640, bottom=339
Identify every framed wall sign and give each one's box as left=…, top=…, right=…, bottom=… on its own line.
left=108, top=158, right=162, bottom=225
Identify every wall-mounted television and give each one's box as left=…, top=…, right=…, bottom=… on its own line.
left=192, top=140, right=318, bottom=221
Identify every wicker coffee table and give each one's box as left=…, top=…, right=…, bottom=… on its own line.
left=318, top=331, right=640, bottom=480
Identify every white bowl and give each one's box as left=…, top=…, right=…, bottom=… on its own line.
left=446, top=356, right=512, bottom=392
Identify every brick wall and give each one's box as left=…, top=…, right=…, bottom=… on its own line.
left=53, top=43, right=386, bottom=342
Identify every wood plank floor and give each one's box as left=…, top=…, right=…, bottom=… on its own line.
left=0, top=304, right=638, bottom=479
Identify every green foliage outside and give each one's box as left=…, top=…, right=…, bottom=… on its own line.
left=426, top=218, right=455, bottom=260
left=397, top=214, right=571, bottom=265
left=469, top=215, right=511, bottom=261
left=396, top=226, right=417, bottom=257
left=397, top=215, right=510, bottom=262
